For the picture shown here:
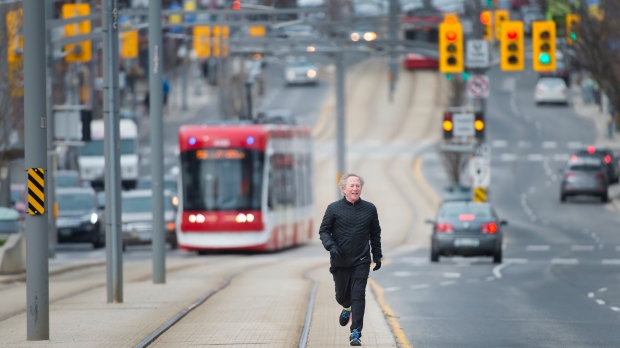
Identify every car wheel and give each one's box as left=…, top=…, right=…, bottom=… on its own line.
left=493, top=247, right=502, bottom=264
left=430, top=248, right=440, bottom=263
left=560, top=194, right=566, bottom=202
left=93, top=237, right=105, bottom=249
left=602, top=193, right=609, bottom=203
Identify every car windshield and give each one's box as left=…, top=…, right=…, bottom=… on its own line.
left=568, top=164, right=601, bottom=172
left=58, top=193, right=95, bottom=211
left=287, top=61, right=315, bottom=69
left=538, top=78, right=565, bottom=87
left=10, top=190, right=23, bottom=203
left=439, top=204, right=493, bottom=219
left=79, top=139, right=136, bottom=156
left=122, top=195, right=173, bottom=213
left=136, top=179, right=177, bottom=192
left=57, top=173, right=80, bottom=187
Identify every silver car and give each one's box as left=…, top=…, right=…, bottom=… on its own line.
left=284, top=58, right=319, bottom=86
left=121, top=189, right=178, bottom=251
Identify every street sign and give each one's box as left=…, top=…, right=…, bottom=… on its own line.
left=467, top=75, right=490, bottom=98
left=474, top=142, right=490, bottom=158
left=466, top=39, right=489, bottom=68
left=471, top=156, right=490, bottom=187
left=453, top=112, right=475, bottom=137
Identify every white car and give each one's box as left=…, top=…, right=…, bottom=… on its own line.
left=284, top=58, right=319, bottom=86
left=535, top=77, right=568, bottom=105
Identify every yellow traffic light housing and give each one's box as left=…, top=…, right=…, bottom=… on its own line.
left=120, top=30, right=138, bottom=59
left=566, top=14, right=580, bottom=44
left=63, top=4, right=92, bottom=63
left=439, top=21, right=463, bottom=73
left=193, top=26, right=211, bottom=58
left=494, top=10, right=509, bottom=40
left=443, top=112, right=453, bottom=140
left=480, top=11, right=493, bottom=41
left=532, top=21, right=556, bottom=72
left=6, top=9, right=23, bottom=63
left=500, top=21, right=524, bottom=71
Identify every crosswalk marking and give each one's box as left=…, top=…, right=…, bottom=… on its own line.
left=527, top=245, right=550, bottom=251
left=490, top=141, right=585, bottom=149
left=492, top=140, right=507, bottom=148
left=527, top=154, right=544, bottom=161
left=501, top=153, right=518, bottom=162
left=602, top=259, right=620, bottom=265
left=568, top=141, right=583, bottom=149
left=518, top=141, right=531, bottom=148
left=551, top=258, right=579, bottom=265
left=542, top=141, right=557, bottom=149
left=571, top=245, right=595, bottom=251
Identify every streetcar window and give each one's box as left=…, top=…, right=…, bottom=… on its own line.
left=181, top=149, right=264, bottom=211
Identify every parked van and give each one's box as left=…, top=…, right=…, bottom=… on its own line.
left=78, top=119, right=139, bottom=189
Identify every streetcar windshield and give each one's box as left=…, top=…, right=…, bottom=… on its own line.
left=181, top=148, right=264, bottom=211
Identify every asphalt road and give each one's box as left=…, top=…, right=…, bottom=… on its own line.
left=372, top=60, right=620, bottom=347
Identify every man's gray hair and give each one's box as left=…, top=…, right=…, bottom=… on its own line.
left=339, top=173, right=365, bottom=195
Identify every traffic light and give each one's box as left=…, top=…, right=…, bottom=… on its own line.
left=474, top=112, right=485, bottom=141
left=532, top=21, right=556, bottom=72
left=63, top=4, right=92, bottom=62
left=566, top=14, right=580, bottom=44
left=232, top=0, right=241, bottom=10
left=443, top=112, right=453, bottom=140
left=193, top=26, right=211, bottom=58
left=439, top=21, right=463, bottom=73
left=6, top=9, right=23, bottom=63
left=480, top=11, right=493, bottom=41
left=444, top=13, right=458, bottom=25
left=500, top=21, right=524, bottom=71
left=120, top=30, right=138, bottom=59
left=494, top=10, right=509, bottom=40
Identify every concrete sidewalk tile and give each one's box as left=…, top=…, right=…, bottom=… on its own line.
left=306, top=267, right=397, bottom=348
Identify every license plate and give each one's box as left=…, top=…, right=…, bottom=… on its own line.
left=454, top=238, right=480, bottom=247
left=139, top=232, right=151, bottom=241
left=59, top=229, right=72, bottom=237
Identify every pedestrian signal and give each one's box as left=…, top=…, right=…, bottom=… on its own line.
left=6, top=9, right=23, bottom=63
left=532, top=21, right=556, bottom=72
left=63, top=4, right=92, bottom=63
left=500, top=21, right=524, bottom=71
left=439, top=21, right=463, bottom=73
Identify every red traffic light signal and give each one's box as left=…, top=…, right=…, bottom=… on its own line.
left=445, top=30, right=457, bottom=42
left=480, top=12, right=491, bottom=25
left=232, top=0, right=241, bottom=10
left=506, top=30, right=518, bottom=40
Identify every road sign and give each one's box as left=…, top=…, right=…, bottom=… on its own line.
left=466, top=40, right=489, bottom=68
left=471, top=156, right=490, bottom=187
left=467, top=75, right=490, bottom=98
left=453, top=112, right=475, bottom=137
left=474, top=142, right=490, bottom=158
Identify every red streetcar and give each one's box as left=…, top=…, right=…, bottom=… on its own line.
left=177, top=123, right=314, bottom=252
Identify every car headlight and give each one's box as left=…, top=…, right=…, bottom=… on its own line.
left=172, top=196, right=179, bottom=207
left=286, top=70, right=295, bottom=80
left=350, top=32, right=360, bottom=41
left=84, top=213, right=98, bottom=224
left=307, top=69, right=317, bottom=78
left=363, top=32, right=377, bottom=41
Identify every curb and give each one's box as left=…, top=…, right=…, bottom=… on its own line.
left=0, top=259, right=105, bottom=285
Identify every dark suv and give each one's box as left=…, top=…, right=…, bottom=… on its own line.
left=573, top=146, right=619, bottom=184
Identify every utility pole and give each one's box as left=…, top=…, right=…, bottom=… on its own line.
left=149, top=0, right=166, bottom=284
left=102, top=0, right=123, bottom=303
left=45, top=0, right=57, bottom=259
left=335, top=51, right=346, bottom=195
left=388, top=0, right=398, bottom=101
left=24, top=0, right=49, bottom=339
left=182, top=37, right=189, bottom=111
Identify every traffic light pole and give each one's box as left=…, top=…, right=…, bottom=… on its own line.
left=335, top=50, right=346, bottom=197
left=24, top=0, right=50, bottom=339
left=149, top=0, right=166, bottom=284
left=45, top=0, right=57, bottom=259
left=102, top=0, right=123, bottom=303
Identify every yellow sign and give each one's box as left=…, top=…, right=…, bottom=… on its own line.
left=27, top=168, right=45, bottom=215
left=8, top=62, right=23, bottom=97
left=6, top=9, right=23, bottom=63
left=63, top=4, right=92, bottom=62
left=193, top=26, right=211, bottom=58
left=473, top=187, right=487, bottom=202
left=120, top=30, right=138, bottom=59
left=249, top=26, right=266, bottom=37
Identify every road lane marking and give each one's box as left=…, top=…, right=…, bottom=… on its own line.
left=568, top=141, right=583, bottom=149
left=486, top=276, right=495, bottom=281
left=611, top=307, right=620, bottom=312
left=384, top=287, right=400, bottom=292
left=411, top=284, right=430, bottom=290
left=553, top=153, right=570, bottom=162
left=501, top=153, right=518, bottom=161
left=596, top=299, right=606, bottom=305
left=368, top=279, right=413, bottom=348
left=571, top=245, right=595, bottom=251
left=588, top=292, right=594, bottom=298
left=598, top=288, right=608, bottom=292
left=393, top=271, right=414, bottom=277
left=527, top=154, right=544, bottom=161
left=492, top=140, right=507, bottom=148
left=602, top=259, right=620, bottom=265
left=440, top=280, right=456, bottom=286
left=551, top=258, right=578, bottom=265
left=518, top=141, right=531, bottom=148
left=528, top=187, right=536, bottom=194
left=526, top=245, right=550, bottom=251
left=542, top=141, right=557, bottom=149
left=443, top=272, right=461, bottom=278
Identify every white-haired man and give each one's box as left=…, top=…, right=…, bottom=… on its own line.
left=319, top=173, right=382, bottom=346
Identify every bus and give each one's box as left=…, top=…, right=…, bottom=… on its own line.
left=176, top=122, right=314, bottom=252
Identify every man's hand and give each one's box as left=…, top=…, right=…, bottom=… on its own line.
left=372, top=258, right=381, bottom=271
left=330, top=245, right=342, bottom=259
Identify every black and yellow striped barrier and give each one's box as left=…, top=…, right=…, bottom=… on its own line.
left=27, top=168, right=45, bottom=215
left=473, top=187, right=487, bottom=202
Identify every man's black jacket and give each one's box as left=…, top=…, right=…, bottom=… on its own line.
left=319, top=197, right=382, bottom=269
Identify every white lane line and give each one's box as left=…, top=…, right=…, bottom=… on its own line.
left=571, top=245, right=595, bottom=251
left=527, top=154, right=545, bottom=161
left=384, top=287, right=400, bottom=292
left=598, top=288, right=608, bottom=292
left=501, top=153, right=518, bottom=162
left=602, top=259, right=620, bottom=265
left=568, top=141, right=583, bottom=149
left=528, top=187, right=537, bottom=194
left=492, top=140, right=507, bottom=148
left=492, top=261, right=516, bottom=279
left=527, top=245, right=550, bottom=251
left=588, top=292, right=595, bottom=298
left=440, top=281, right=456, bottom=286
left=518, top=141, right=532, bottom=148
left=596, top=299, right=606, bottom=305
left=553, top=153, right=570, bottom=162
left=542, top=141, right=557, bottom=149
left=611, top=307, right=620, bottom=312
left=393, top=271, right=414, bottom=277
left=615, top=246, right=620, bottom=251
left=505, top=258, right=528, bottom=264
left=551, top=258, right=579, bottom=265
left=411, top=284, right=430, bottom=290
left=443, top=272, right=461, bottom=278
left=486, top=276, right=495, bottom=281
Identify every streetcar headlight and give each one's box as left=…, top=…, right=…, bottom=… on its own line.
left=307, top=70, right=317, bottom=78
left=350, top=32, right=360, bottom=41
left=235, top=213, right=247, bottom=223
left=189, top=214, right=197, bottom=223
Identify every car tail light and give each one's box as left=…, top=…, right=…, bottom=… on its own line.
left=604, top=155, right=611, bottom=164
left=561, top=88, right=567, bottom=95
left=587, top=146, right=596, bottom=154
left=481, top=222, right=498, bottom=234
left=565, top=171, right=574, bottom=178
left=536, top=87, right=544, bottom=94
left=435, top=222, right=454, bottom=233
left=570, top=155, right=578, bottom=162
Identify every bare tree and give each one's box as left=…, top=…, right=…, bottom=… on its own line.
left=440, top=150, right=470, bottom=185
left=567, top=0, right=620, bottom=129
left=0, top=2, right=25, bottom=206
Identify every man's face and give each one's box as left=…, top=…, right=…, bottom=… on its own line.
left=342, top=176, right=362, bottom=203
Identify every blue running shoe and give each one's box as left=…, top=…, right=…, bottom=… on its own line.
left=349, top=327, right=362, bottom=346
left=339, top=308, right=351, bottom=326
